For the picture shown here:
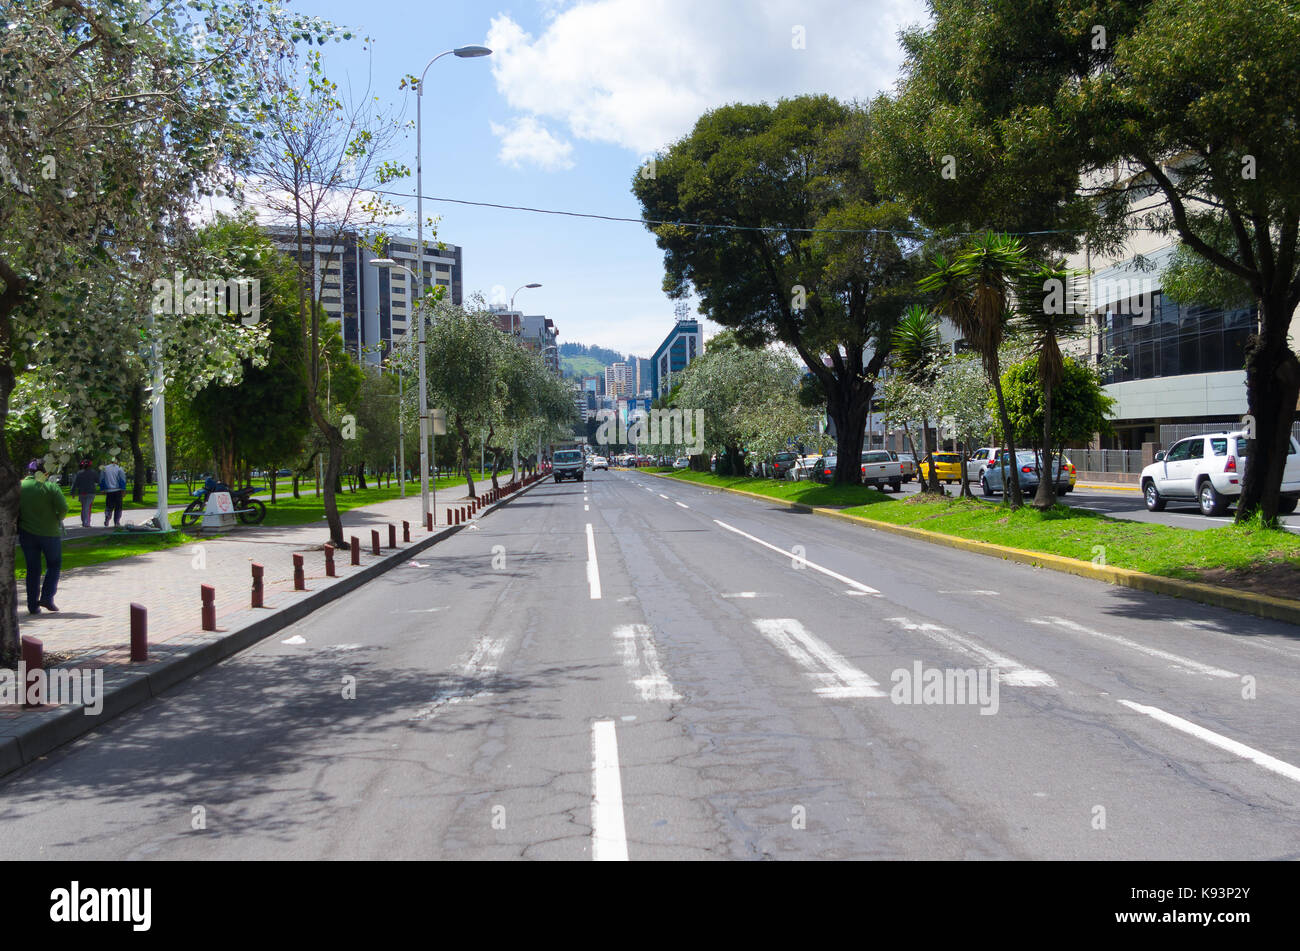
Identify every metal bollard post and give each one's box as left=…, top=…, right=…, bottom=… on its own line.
left=371, top=530, right=380, bottom=555
left=21, top=635, right=43, bottom=708
left=427, top=512, right=433, bottom=531
left=201, top=584, right=216, bottom=630
left=293, top=553, right=305, bottom=591
left=388, top=523, right=396, bottom=549
left=130, top=603, right=148, bottom=662
left=403, top=521, right=410, bottom=543
left=350, top=536, right=360, bottom=566
left=325, top=543, right=336, bottom=577
left=252, top=563, right=264, bottom=607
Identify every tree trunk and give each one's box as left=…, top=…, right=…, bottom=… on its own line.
left=1236, top=296, right=1300, bottom=523
left=959, top=439, right=974, bottom=499
left=989, top=367, right=1023, bottom=508
left=270, top=466, right=278, bottom=504
left=357, top=464, right=367, bottom=491
left=129, top=382, right=147, bottom=504
left=0, top=274, right=27, bottom=656
left=1033, top=384, right=1057, bottom=510
left=827, top=381, right=870, bottom=487
left=922, top=414, right=941, bottom=494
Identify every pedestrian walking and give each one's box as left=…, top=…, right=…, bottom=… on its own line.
left=71, top=458, right=98, bottom=528
left=99, top=457, right=127, bottom=527
left=18, top=459, right=67, bottom=614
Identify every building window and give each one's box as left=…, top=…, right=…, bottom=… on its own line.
left=1102, top=292, right=1255, bottom=384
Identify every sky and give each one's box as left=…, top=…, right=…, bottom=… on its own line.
left=284, top=0, right=931, bottom=359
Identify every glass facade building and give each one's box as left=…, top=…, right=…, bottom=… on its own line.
left=1101, top=294, right=1256, bottom=385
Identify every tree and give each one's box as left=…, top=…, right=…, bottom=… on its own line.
left=184, top=218, right=310, bottom=487
left=633, top=96, right=917, bottom=484
left=247, top=44, right=407, bottom=544
left=0, top=0, right=317, bottom=653
left=875, top=0, right=1300, bottom=522
left=673, top=334, right=822, bottom=476
left=890, top=305, right=944, bottom=493
left=920, top=233, right=1032, bottom=507
left=1000, top=357, right=1116, bottom=466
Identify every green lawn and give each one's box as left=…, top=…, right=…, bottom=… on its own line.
left=661, top=470, right=1300, bottom=585
left=22, top=472, right=512, bottom=577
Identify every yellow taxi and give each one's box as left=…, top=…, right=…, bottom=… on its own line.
left=920, top=452, right=965, bottom=484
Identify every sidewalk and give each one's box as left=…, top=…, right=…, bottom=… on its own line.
left=22, top=478, right=515, bottom=660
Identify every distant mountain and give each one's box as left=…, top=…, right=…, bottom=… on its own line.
left=559, top=342, right=643, bottom=381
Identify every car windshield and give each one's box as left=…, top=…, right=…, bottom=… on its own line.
left=553, top=451, right=582, bottom=464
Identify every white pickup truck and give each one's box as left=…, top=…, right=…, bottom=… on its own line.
left=1141, top=430, right=1300, bottom=516
left=860, top=450, right=904, bottom=492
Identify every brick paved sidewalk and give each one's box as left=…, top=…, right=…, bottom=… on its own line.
left=18, top=478, right=513, bottom=660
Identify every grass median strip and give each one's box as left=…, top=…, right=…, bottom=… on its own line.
left=661, top=470, right=1300, bottom=600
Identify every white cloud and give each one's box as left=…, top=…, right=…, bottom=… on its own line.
left=490, top=116, right=576, bottom=171
left=487, top=0, right=929, bottom=156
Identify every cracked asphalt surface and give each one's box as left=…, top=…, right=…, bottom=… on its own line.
left=2, top=469, right=1299, bottom=859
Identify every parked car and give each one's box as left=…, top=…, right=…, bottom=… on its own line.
left=966, top=447, right=999, bottom=483
left=980, top=451, right=1070, bottom=497
left=673, top=456, right=690, bottom=469
left=920, top=452, right=964, bottom=484
left=860, top=450, right=904, bottom=491
left=1141, top=430, right=1300, bottom=516
left=770, top=451, right=800, bottom=479
left=812, top=455, right=838, bottom=484
left=887, top=451, right=917, bottom=483
left=789, top=455, right=822, bottom=481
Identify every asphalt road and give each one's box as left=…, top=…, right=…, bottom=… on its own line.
left=888, top=478, right=1300, bottom=533
left=3, top=469, right=1299, bottom=859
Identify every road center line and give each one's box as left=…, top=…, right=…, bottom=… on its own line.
left=1035, top=617, right=1238, bottom=679
left=586, top=523, right=602, bottom=600
left=1118, top=700, right=1300, bottom=785
left=591, top=720, right=629, bottom=860
left=675, top=501, right=689, bottom=509
left=713, top=519, right=880, bottom=595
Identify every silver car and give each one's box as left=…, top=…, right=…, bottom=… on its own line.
left=980, top=451, right=1069, bottom=497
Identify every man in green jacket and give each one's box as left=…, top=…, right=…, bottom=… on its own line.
left=19, top=459, right=67, bottom=614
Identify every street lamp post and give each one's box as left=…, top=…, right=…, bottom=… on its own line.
left=507, top=282, right=542, bottom=476
left=409, top=43, right=491, bottom=526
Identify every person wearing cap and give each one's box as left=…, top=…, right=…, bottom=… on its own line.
left=99, top=456, right=127, bottom=527
left=70, top=458, right=99, bottom=528
left=18, top=459, right=67, bottom=614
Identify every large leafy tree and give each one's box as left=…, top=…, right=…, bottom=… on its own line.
left=875, top=0, right=1300, bottom=522
left=0, top=0, right=325, bottom=652
left=890, top=306, right=944, bottom=493
left=633, top=96, right=917, bottom=484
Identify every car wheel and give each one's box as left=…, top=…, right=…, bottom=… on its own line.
left=891, top=481, right=901, bottom=493
left=1143, top=480, right=1165, bottom=512
left=1198, top=479, right=1228, bottom=516
left=1279, top=497, right=1298, bottom=515
left=981, top=475, right=993, bottom=497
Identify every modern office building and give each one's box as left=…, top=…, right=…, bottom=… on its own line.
left=1062, top=170, right=1298, bottom=449
left=487, top=306, right=560, bottom=373
left=650, top=319, right=703, bottom=398
left=264, top=225, right=462, bottom=366
left=581, top=375, right=602, bottom=397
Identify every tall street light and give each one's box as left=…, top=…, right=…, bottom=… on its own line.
left=405, top=43, right=491, bottom=527
left=507, top=281, right=541, bottom=473
left=509, top=282, right=542, bottom=335
left=371, top=258, right=435, bottom=517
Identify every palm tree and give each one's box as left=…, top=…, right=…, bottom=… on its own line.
left=1013, top=262, right=1087, bottom=509
left=920, top=233, right=1028, bottom=508
left=891, top=304, right=943, bottom=493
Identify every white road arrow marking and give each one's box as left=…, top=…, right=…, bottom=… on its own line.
left=886, top=618, right=1056, bottom=687
left=614, top=624, right=680, bottom=701
left=753, top=618, right=886, bottom=699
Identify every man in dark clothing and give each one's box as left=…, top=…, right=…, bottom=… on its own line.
left=19, top=459, right=67, bottom=614
left=71, top=459, right=98, bottom=528
left=99, top=457, right=127, bottom=527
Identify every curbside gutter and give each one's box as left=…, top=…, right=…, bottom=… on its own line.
left=0, top=475, right=545, bottom=780
left=649, top=473, right=1300, bottom=627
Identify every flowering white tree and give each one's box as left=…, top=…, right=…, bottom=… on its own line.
left=0, top=0, right=335, bottom=652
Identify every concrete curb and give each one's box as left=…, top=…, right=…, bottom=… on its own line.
left=0, top=474, right=544, bottom=779
left=649, top=473, right=1300, bottom=627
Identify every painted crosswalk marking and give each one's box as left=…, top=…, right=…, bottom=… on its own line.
left=752, top=618, right=886, bottom=699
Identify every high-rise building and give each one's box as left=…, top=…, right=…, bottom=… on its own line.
left=487, top=306, right=560, bottom=373
left=264, top=225, right=462, bottom=365
left=651, top=319, right=703, bottom=398
left=605, top=362, right=633, bottom=397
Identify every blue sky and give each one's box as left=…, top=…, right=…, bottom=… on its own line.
left=291, top=0, right=929, bottom=358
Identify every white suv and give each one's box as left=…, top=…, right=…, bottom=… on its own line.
left=1141, top=431, right=1300, bottom=516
